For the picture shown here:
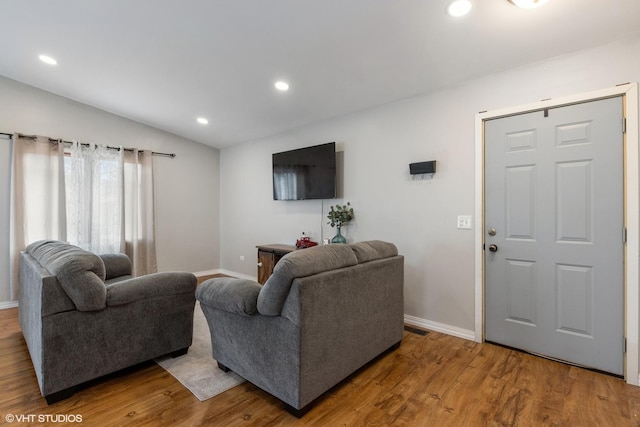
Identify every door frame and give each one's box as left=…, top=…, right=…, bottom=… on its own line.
left=474, top=83, right=640, bottom=385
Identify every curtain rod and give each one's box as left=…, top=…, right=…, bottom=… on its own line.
left=0, top=132, right=176, bottom=158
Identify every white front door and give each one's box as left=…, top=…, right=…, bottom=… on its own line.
left=484, top=96, right=624, bottom=375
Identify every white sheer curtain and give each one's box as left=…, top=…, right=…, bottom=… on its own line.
left=10, top=135, right=67, bottom=300
left=65, top=142, right=125, bottom=255
left=123, top=149, right=157, bottom=276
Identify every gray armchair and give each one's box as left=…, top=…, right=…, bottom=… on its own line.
left=196, top=241, right=404, bottom=416
left=19, top=240, right=197, bottom=403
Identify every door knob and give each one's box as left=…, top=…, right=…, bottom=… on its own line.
left=489, top=244, right=498, bottom=252
left=257, top=262, right=263, bottom=267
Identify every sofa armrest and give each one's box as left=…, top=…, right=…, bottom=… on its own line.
left=196, top=277, right=261, bottom=316
left=100, top=253, right=132, bottom=280
left=106, top=272, right=196, bottom=306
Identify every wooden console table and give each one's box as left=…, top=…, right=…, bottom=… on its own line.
left=256, top=244, right=297, bottom=284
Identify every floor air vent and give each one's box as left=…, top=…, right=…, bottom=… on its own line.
left=404, top=326, right=429, bottom=336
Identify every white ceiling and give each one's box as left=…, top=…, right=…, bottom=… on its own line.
left=1, top=0, right=639, bottom=148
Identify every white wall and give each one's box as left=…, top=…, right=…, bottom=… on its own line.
left=220, top=33, right=640, bottom=334
left=0, top=76, right=221, bottom=303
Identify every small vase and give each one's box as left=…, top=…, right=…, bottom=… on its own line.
left=331, top=226, right=347, bottom=244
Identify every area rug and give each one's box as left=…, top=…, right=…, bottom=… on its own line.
left=155, top=302, right=245, bottom=401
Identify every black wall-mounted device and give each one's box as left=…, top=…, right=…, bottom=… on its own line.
left=409, top=160, right=436, bottom=175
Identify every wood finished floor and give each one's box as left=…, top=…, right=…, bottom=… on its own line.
left=2, top=305, right=640, bottom=426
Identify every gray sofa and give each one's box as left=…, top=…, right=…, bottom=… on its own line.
left=19, top=240, right=197, bottom=403
left=196, top=240, right=404, bottom=416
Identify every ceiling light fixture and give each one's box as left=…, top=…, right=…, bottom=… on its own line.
left=38, top=55, right=57, bottom=65
left=508, top=0, right=550, bottom=9
left=447, top=0, right=473, bottom=17
left=197, top=117, right=208, bottom=125
left=274, top=81, right=289, bottom=91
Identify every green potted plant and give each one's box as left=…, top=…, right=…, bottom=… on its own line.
left=327, top=202, right=354, bottom=243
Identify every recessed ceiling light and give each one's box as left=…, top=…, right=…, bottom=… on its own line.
left=447, top=0, right=473, bottom=17
left=197, top=117, right=208, bottom=125
left=274, top=81, right=290, bottom=91
left=38, top=55, right=57, bottom=65
left=508, top=0, right=550, bottom=9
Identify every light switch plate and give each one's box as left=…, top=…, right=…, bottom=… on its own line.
left=457, top=215, right=472, bottom=229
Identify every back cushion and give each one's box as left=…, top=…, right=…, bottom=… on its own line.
left=350, top=240, right=398, bottom=263
left=27, top=240, right=107, bottom=311
left=100, top=253, right=132, bottom=280
left=257, top=244, right=358, bottom=316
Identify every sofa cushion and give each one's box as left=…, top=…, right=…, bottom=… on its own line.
left=107, top=272, right=197, bottom=306
left=26, top=240, right=107, bottom=311
left=350, top=240, right=398, bottom=263
left=100, top=253, right=132, bottom=280
left=196, top=277, right=262, bottom=316
left=257, top=244, right=358, bottom=316
left=105, top=275, right=132, bottom=285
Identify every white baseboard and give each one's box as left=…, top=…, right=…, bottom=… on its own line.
left=193, top=269, right=223, bottom=277
left=0, top=301, right=19, bottom=310
left=404, top=314, right=475, bottom=341
left=217, top=269, right=257, bottom=281
left=193, top=270, right=475, bottom=343
left=0, top=270, right=257, bottom=309
left=0, top=271, right=475, bottom=343
left=193, top=269, right=257, bottom=282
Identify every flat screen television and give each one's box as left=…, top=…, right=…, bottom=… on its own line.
left=272, top=142, right=336, bottom=200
